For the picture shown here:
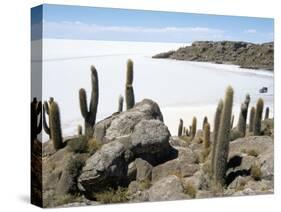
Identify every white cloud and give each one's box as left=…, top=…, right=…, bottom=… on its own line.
left=244, top=29, right=257, bottom=34
left=42, top=20, right=226, bottom=42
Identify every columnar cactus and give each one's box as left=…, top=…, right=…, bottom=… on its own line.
left=178, top=119, right=183, bottom=137
left=79, top=66, right=99, bottom=137
left=253, top=98, right=264, bottom=136
left=125, top=59, right=135, bottom=110
left=191, top=117, right=197, bottom=139
left=31, top=98, right=42, bottom=142
left=202, top=116, right=208, bottom=129
left=264, top=107, right=269, bottom=120
left=244, top=94, right=251, bottom=108
left=237, top=103, right=248, bottom=137
left=211, top=99, right=223, bottom=174
left=213, top=86, right=233, bottom=186
left=118, top=95, right=124, bottom=112
left=49, top=101, right=63, bottom=150
left=203, top=122, right=210, bottom=149
left=249, top=106, right=256, bottom=132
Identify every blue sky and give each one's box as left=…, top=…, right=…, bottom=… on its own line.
left=31, top=4, right=274, bottom=43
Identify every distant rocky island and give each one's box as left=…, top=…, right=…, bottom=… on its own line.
left=152, top=41, right=274, bottom=71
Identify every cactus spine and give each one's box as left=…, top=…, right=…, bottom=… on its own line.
left=31, top=98, right=42, bottom=142
left=191, top=117, right=197, bottom=139
left=211, top=99, right=224, bottom=174
left=249, top=107, right=256, bottom=132
left=265, top=107, right=269, bottom=119
left=213, top=86, right=233, bottom=186
left=118, top=95, right=124, bottom=112
left=203, top=122, right=210, bottom=149
left=49, top=101, right=63, bottom=150
left=79, top=66, right=99, bottom=137
left=178, top=119, right=183, bottom=136
left=253, top=98, right=264, bottom=136
left=125, top=59, right=135, bottom=110
left=237, top=103, right=248, bottom=137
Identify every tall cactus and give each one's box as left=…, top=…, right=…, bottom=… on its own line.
left=214, top=86, right=233, bottom=186
left=202, top=116, right=208, bottom=129
left=244, top=94, right=251, bottom=108
left=125, top=59, right=135, bottom=110
left=118, top=95, right=124, bottom=112
left=211, top=99, right=223, bottom=174
left=253, top=98, right=264, bottom=136
left=264, top=107, right=269, bottom=120
left=31, top=98, right=42, bottom=142
left=203, top=122, right=210, bottom=149
left=49, top=101, right=63, bottom=150
left=237, top=103, right=248, bottom=137
left=79, top=66, right=99, bottom=137
left=178, top=119, right=183, bottom=137
left=191, top=116, right=197, bottom=139
left=249, top=106, right=256, bottom=132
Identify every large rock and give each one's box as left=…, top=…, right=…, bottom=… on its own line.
left=78, top=141, right=128, bottom=196
left=148, top=175, right=190, bottom=201
left=94, top=99, right=164, bottom=144
left=78, top=99, right=174, bottom=197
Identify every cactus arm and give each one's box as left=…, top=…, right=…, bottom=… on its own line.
left=89, top=66, right=99, bottom=126
left=79, top=88, right=88, bottom=119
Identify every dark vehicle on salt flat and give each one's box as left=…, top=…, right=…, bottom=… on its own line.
left=259, top=87, right=268, bottom=93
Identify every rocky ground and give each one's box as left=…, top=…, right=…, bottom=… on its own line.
left=39, top=99, right=274, bottom=207
left=152, top=41, right=274, bottom=70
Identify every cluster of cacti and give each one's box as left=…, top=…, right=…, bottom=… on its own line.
left=213, top=86, right=234, bottom=186
left=125, top=59, right=135, bottom=110
left=191, top=117, right=197, bottom=139
left=253, top=98, right=264, bottom=135
left=249, top=106, right=256, bottom=132
left=31, top=98, right=42, bottom=142
left=43, top=97, right=63, bottom=150
left=178, top=119, right=183, bottom=136
left=118, top=95, right=124, bottom=112
left=79, top=66, right=99, bottom=138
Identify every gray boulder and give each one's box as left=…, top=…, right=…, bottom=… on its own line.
left=148, top=175, right=190, bottom=201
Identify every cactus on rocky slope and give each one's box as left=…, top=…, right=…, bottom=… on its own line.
left=203, top=122, right=210, bottom=149
left=237, top=103, right=248, bottom=137
left=118, top=95, right=124, bottom=112
left=79, top=66, right=99, bottom=137
left=211, top=99, right=223, bottom=174
left=254, top=98, right=264, bottom=136
left=191, top=117, right=197, bottom=139
left=178, top=119, right=183, bottom=136
left=249, top=106, right=256, bottom=132
left=49, top=101, right=63, bottom=150
left=125, top=59, right=135, bottom=110
left=202, top=116, right=208, bottom=129
left=213, top=86, right=233, bottom=186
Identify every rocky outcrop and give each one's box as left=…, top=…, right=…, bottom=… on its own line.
left=77, top=99, right=174, bottom=198
left=153, top=41, right=274, bottom=70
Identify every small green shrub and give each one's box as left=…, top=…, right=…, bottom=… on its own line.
left=183, top=182, right=197, bottom=198
left=251, top=163, right=262, bottom=181
left=66, top=136, right=88, bottom=153
left=95, top=187, right=128, bottom=204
